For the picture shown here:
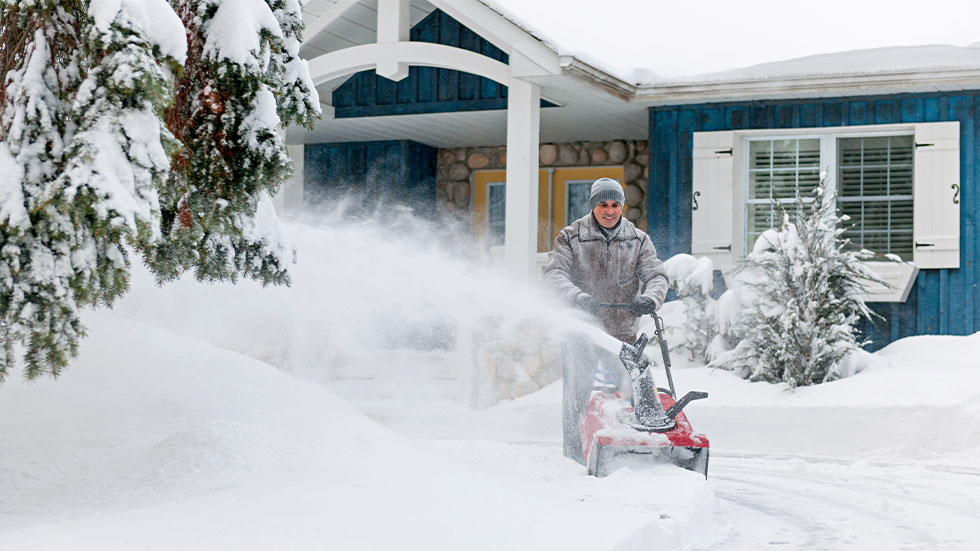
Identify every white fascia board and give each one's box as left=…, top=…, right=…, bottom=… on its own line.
left=302, top=0, right=362, bottom=47
left=632, top=68, right=980, bottom=106
left=558, top=56, right=636, bottom=101
left=430, top=0, right=561, bottom=77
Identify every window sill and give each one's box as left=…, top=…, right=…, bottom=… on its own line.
left=863, top=261, right=919, bottom=303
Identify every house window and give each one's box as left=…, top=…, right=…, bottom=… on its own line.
left=486, top=181, right=506, bottom=247
left=742, top=133, right=915, bottom=260
left=691, top=122, right=960, bottom=299
left=838, top=135, right=914, bottom=260
left=745, top=138, right=821, bottom=249
left=565, top=180, right=594, bottom=223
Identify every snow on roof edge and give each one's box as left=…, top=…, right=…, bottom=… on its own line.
left=476, top=2, right=980, bottom=93
left=647, top=44, right=980, bottom=87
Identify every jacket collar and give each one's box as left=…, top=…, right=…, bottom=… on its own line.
left=578, top=213, right=636, bottom=242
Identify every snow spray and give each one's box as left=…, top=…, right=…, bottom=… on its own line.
left=114, top=198, right=623, bottom=407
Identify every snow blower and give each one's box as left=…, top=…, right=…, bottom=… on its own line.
left=575, top=310, right=710, bottom=478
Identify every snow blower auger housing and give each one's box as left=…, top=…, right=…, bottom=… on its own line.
left=580, top=311, right=710, bottom=478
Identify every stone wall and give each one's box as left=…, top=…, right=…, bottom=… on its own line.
left=437, top=140, right=650, bottom=232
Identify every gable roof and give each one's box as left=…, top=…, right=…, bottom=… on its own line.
left=295, top=0, right=980, bottom=147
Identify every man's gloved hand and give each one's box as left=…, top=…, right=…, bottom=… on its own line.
left=629, top=296, right=657, bottom=317
left=573, top=293, right=600, bottom=315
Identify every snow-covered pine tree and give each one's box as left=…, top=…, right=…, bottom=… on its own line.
left=0, top=3, right=86, bottom=381
left=266, top=0, right=321, bottom=129
left=62, top=0, right=186, bottom=305
left=1, top=0, right=318, bottom=381
left=0, top=0, right=184, bottom=380
left=150, top=0, right=318, bottom=286
left=710, top=176, right=884, bottom=387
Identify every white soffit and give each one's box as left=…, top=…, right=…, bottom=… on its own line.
left=288, top=74, right=647, bottom=148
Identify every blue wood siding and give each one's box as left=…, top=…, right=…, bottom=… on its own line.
left=304, top=140, right=437, bottom=215
left=332, top=10, right=553, bottom=118
left=648, top=91, right=980, bottom=348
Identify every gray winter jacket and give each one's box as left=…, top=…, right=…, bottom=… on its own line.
left=544, top=214, right=669, bottom=341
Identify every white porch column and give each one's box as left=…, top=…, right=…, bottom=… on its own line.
left=504, top=76, right=541, bottom=277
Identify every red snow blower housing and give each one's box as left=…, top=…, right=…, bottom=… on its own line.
left=577, top=311, right=709, bottom=477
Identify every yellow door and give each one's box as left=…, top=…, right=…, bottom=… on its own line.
left=473, top=166, right=625, bottom=252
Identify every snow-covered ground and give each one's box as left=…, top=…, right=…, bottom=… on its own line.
left=1, top=211, right=978, bottom=550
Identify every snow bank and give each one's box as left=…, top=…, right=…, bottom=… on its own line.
left=0, top=212, right=715, bottom=550
left=0, top=304, right=714, bottom=550
left=666, top=343, right=980, bottom=469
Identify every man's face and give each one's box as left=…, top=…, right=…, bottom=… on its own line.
left=593, top=200, right=623, bottom=229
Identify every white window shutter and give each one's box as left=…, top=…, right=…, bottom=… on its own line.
left=913, top=122, right=960, bottom=269
left=692, top=131, right=735, bottom=267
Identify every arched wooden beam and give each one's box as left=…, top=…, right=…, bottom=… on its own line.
left=306, top=41, right=511, bottom=86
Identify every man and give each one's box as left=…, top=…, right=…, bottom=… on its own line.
left=543, top=177, right=669, bottom=464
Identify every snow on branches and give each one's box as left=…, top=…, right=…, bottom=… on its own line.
left=709, top=177, right=886, bottom=388
left=662, top=254, right=716, bottom=362
left=148, top=0, right=319, bottom=286
left=0, top=0, right=319, bottom=380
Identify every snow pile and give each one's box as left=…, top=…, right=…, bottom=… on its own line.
left=0, top=211, right=713, bottom=550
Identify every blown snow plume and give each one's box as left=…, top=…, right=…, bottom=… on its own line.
left=115, top=201, right=621, bottom=409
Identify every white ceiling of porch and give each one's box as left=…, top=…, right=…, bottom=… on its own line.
left=292, top=0, right=648, bottom=148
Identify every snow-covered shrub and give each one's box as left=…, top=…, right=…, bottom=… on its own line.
left=662, top=254, right=716, bottom=362
left=710, top=178, right=885, bottom=387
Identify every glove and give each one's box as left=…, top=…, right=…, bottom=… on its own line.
left=629, top=296, right=657, bottom=317
left=573, top=293, right=600, bottom=315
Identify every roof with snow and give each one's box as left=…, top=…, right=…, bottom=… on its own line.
left=295, top=0, right=980, bottom=146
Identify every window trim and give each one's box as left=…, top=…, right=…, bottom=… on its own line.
left=734, top=124, right=917, bottom=258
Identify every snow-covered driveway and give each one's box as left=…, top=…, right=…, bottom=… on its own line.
left=696, top=454, right=980, bottom=550
left=334, top=348, right=980, bottom=551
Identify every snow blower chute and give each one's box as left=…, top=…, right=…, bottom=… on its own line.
left=573, top=311, right=710, bottom=478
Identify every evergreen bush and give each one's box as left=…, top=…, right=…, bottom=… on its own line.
left=709, top=177, right=885, bottom=387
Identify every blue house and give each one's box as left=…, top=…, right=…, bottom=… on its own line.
left=291, top=0, right=980, bottom=347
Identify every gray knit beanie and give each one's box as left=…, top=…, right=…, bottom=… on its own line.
left=589, top=177, right=625, bottom=208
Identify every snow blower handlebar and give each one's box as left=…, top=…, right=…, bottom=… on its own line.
left=651, top=312, right=676, bottom=399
